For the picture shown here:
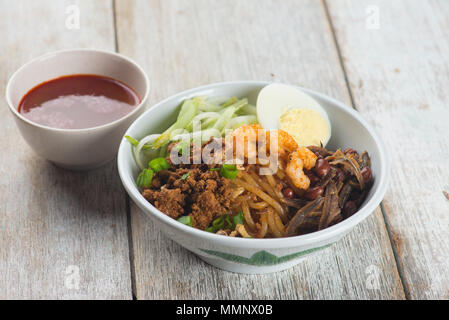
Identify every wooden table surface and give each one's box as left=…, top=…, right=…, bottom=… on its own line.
left=1, top=0, right=448, bottom=300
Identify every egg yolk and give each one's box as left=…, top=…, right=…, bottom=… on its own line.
left=279, top=108, right=329, bottom=147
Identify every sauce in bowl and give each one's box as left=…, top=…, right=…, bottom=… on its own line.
left=18, top=74, right=140, bottom=129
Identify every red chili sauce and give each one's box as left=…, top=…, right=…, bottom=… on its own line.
left=18, top=74, right=140, bottom=129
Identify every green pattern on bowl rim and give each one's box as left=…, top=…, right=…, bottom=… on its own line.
left=200, top=244, right=332, bottom=266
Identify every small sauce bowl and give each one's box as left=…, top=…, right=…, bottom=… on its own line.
left=6, top=49, right=149, bottom=170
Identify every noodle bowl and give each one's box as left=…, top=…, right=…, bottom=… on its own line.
left=118, top=81, right=388, bottom=273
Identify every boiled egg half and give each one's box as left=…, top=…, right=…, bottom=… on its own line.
left=256, top=83, right=331, bottom=147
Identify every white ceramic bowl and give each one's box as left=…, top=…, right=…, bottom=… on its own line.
left=118, top=81, right=389, bottom=274
left=6, top=49, right=149, bottom=170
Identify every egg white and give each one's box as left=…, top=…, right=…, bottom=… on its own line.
left=256, top=83, right=331, bottom=146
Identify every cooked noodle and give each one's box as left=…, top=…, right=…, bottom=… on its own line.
left=241, top=170, right=261, bottom=188
left=233, top=178, right=285, bottom=219
left=230, top=173, right=290, bottom=238
left=273, top=210, right=285, bottom=234
left=247, top=171, right=278, bottom=200
left=266, top=174, right=282, bottom=199
left=257, top=213, right=268, bottom=238
left=248, top=201, right=268, bottom=210
left=241, top=200, right=256, bottom=231
left=267, top=208, right=283, bottom=238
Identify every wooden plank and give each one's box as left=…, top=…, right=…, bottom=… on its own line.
left=0, top=0, right=132, bottom=299
left=116, top=0, right=405, bottom=299
left=326, top=0, right=449, bottom=299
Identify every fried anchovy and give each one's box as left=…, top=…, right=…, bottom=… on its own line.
left=360, top=151, right=371, bottom=169
left=329, top=154, right=365, bottom=190
left=285, top=197, right=324, bottom=236
left=280, top=197, right=307, bottom=209
left=319, top=182, right=340, bottom=230
left=338, top=183, right=353, bottom=208
left=307, top=145, right=332, bottom=157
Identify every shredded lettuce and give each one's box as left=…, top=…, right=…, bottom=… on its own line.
left=125, top=135, right=151, bottom=150
left=126, top=95, right=258, bottom=166
left=212, top=99, right=248, bottom=133
left=152, top=97, right=200, bottom=149
left=224, top=115, right=258, bottom=131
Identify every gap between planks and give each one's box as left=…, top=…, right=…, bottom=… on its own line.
left=112, top=0, right=137, bottom=300
left=321, top=0, right=407, bottom=299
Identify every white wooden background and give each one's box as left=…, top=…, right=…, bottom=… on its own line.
left=0, top=0, right=447, bottom=299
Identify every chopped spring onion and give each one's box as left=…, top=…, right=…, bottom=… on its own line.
left=233, top=211, right=245, bottom=226
left=220, top=164, right=238, bottom=180
left=136, top=169, right=154, bottom=189
left=212, top=215, right=225, bottom=230
left=181, top=173, right=190, bottom=180
left=177, top=215, right=193, bottom=227
left=206, top=212, right=244, bottom=233
left=210, top=215, right=233, bottom=231
left=149, top=157, right=170, bottom=172
left=225, top=215, right=233, bottom=229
